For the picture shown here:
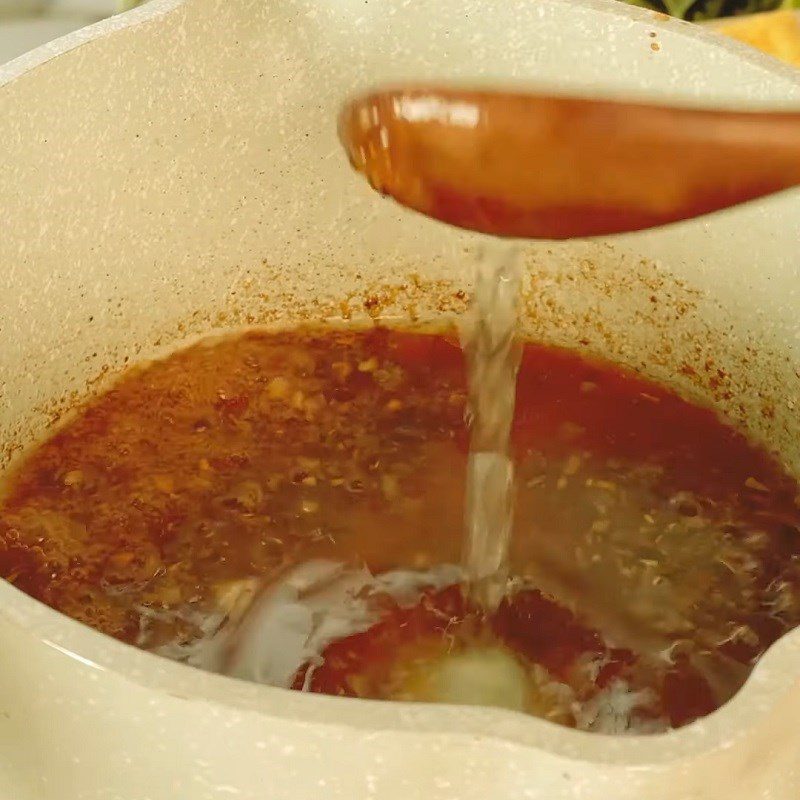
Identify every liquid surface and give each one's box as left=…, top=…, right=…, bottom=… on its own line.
left=1, top=327, right=799, bottom=730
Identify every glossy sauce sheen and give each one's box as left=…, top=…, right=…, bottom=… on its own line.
left=1, top=327, right=799, bottom=728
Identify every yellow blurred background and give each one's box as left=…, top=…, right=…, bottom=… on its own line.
left=716, top=9, right=800, bottom=66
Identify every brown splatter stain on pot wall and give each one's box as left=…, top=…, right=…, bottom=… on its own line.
left=2, top=250, right=798, bottom=485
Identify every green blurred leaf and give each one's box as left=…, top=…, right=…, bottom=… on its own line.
left=621, top=0, right=800, bottom=18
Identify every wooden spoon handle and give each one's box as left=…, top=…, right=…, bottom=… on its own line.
left=339, top=88, right=800, bottom=239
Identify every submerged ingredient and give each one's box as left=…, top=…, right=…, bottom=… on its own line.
left=1, top=326, right=799, bottom=730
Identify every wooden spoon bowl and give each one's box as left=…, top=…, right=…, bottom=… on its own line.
left=339, top=88, right=800, bottom=239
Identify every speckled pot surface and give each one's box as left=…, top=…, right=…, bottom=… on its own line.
left=1, top=1, right=799, bottom=798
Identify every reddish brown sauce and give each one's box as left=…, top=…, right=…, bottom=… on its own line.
left=298, top=584, right=713, bottom=728
left=1, top=326, right=798, bottom=728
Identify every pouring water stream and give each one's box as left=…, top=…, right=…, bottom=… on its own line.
left=219, top=87, right=800, bottom=674
left=460, top=242, right=522, bottom=609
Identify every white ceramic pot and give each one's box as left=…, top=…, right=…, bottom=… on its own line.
left=1, top=1, right=800, bottom=797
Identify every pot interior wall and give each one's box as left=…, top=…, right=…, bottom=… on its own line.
left=1, top=0, right=800, bottom=474
left=2, top=239, right=800, bottom=483
left=3, top=3, right=800, bottom=799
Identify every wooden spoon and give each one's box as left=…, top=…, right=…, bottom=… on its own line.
left=338, top=87, right=800, bottom=239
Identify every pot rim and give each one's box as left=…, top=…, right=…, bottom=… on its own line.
left=0, top=0, right=183, bottom=89
left=2, top=0, right=800, bottom=94
left=1, top=574, right=798, bottom=765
